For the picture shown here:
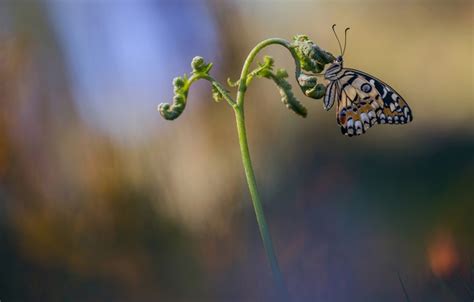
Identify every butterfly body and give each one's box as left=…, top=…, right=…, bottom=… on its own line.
left=323, top=56, right=413, bottom=136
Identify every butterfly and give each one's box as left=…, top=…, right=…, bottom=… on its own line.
left=323, top=25, right=413, bottom=136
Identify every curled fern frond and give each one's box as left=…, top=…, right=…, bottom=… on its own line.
left=291, top=35, right=335, bottom=73
left=246, top=55, right=274, bottom=85
left=191, top=56, right=213, bottom=74
left=297, top=73, right=326, bottom=99
left=271, top=68, right=307, bottom=117
left=290, top=35, right=334, bottom=100
left=254, top=57, right=307, bottom=117
left=158, top=56, right=236, bottom=119
left=260, top=55, right=275, bottom=69
left=227, top=77, right=240, bottom=87
left=158, top=75, right=189, bottom=120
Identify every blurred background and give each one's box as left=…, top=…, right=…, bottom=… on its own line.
left=0, top=0, right=473, bottom=301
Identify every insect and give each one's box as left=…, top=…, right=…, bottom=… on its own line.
left=323, top=25, right=413, bottom=136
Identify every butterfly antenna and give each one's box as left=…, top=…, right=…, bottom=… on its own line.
left=332, top=24, right=343, bottom=56
left=342, top=27, right=350, bottom=56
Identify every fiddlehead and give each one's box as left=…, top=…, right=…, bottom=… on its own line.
left=158, top=56, right=235, bottom=120
left=252, top=56, right=307, bottom=117
left=291, top=34, right=335, bottom=100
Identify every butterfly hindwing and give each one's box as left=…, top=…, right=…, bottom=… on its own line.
left=345, top=68, right=413, bottom=125
left=332, top=69, right=413, bottom=136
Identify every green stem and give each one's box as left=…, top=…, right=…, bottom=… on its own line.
left=233, top=38, right=297, bottom=299
left=237, top=38, right=298, bottom=107
left=160, top=36, right=332, bottom=299
left=234, top=107, right=287, bottom=298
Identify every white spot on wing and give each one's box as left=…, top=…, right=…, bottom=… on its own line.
left=347, top=119, right=354, bottom=129
left=404, top=107, right=410, bottom=117
left=360, top=113, right=369, bottom=124
left=355, top=121, right=363, bottom=134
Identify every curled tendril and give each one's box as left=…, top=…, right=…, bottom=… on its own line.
left=158, top=56, right=235, bottom=120
left=297, top=73, right=326, bottom=99
left=292, top=35, right=335, bottom=73
left=158, top=75, right=189, bottom=120
left=191, top=56, right=212, bottom=74
left=227, top=78, right=240, bottom=88
left=159, top=36, right=336, bottom=121
left=255, top=56, right=307, bottom=117
left=291, top=35, right=335, bottom=100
